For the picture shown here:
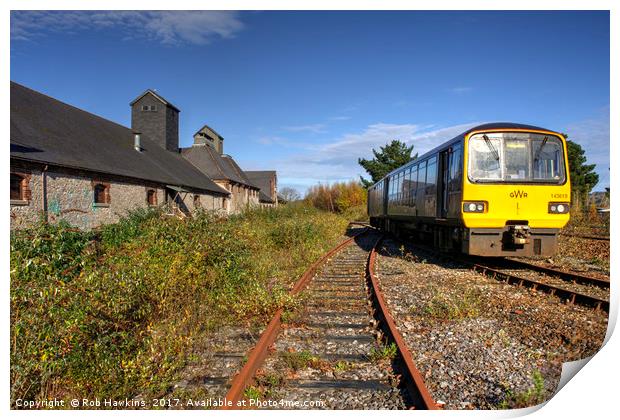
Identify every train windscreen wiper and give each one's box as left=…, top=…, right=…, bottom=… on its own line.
left=483, top=135, right=500, bottom=161
left=533, top=136, right=548, bottom=162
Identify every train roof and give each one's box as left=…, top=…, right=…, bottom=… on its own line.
left=374, top=122, right=560, bottom=186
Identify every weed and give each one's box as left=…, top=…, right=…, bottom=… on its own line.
left=369, top=342, right=398, bottom=362
left=422, top=287, right=482, bottom=320
left=279, top=350, right=316, bottom=371
left=10, top=204, right=350, bottom=406
left=333, top=360, right=353, bottom=372
left=497, top=370, right=547, bottom=409
left=243, top=386, right=262, bottom=400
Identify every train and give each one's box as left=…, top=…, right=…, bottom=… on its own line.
left=367, top=123, right=571, bottom=257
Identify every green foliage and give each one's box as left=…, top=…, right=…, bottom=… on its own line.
left=305, top=180, right=367, bottom=213
left=497, top=370, right=547, bottom=409
left=279, top=350, right=316, bottom=371
left=369, top=342, right=397, bottom=362
left=421, top=287, right=483, bottom=320
left=564, top=137, right=600, bottom=211
left=10, top=204, right=349, bottom=407
left=358, top=140, right=416, bottom=188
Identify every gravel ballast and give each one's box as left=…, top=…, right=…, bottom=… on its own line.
left=375, top=238, right=608, bottom=409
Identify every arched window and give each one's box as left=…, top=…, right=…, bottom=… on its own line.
left=193, top=194, right=201, bottom=208
left=146, top=189, right=157, bottom=206
left=10, top=173, right=24, bottom=201
left=93, top=183, right=110, bottom=205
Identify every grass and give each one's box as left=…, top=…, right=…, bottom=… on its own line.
left=10, top=204, right=350, bottom=407
left=497, top=370, right=547, bottom=409
left=279, top=350, right=317, bottom=371
left=369, top=342, right=398, bottom=362
left=421, top=286, right=483, bottom=320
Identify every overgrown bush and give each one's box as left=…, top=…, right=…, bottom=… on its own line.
left=10, top=204, right=349, bottom=406
left=304, top=180, right=367, bottom=214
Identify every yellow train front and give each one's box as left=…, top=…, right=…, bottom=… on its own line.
left=368, top=123, right=571, bottom=257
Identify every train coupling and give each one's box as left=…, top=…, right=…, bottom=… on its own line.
left=507, top=225, right=531, bottom=245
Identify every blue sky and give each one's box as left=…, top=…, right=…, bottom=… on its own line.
left=10, top=10, right=610, bottom=193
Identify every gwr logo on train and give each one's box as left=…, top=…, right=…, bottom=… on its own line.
left=509, top=190, right=528, bottom=199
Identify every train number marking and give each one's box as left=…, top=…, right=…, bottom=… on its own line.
left=509, top=190, right=528, bottom=199
left=550, top=193, right=568, bottom=199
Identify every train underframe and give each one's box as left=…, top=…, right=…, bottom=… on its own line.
left=369, top=216, right=559, bottom=257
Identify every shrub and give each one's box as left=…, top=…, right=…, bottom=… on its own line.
left=10, top=204, right=350, bottom=406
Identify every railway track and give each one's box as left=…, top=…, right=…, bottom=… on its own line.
left=391, top=235, right=610, bottom=313
left=559, top=233, right=610, bottom=241
left=221, top=226, right=437, bottom=410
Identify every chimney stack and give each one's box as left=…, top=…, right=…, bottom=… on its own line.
left=130, top=89, right=180, bottom=152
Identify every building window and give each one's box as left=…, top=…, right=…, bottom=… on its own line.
left=10, top=173, right=24, bottom=201
left=93, top=182, right=110, bottom=206
left=193, top=194, right=201, bottom=208
left=146, top=189, right=157, bottom=206
left=141, top=105, right=157, bottom=111
left=10, top=172, right=30, bottom=205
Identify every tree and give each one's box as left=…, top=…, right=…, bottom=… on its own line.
left=358, top=140, right=416, bottom=188
left=279, top=187, right=301, bottom=202
left=563, top=134, right=599, bottom=212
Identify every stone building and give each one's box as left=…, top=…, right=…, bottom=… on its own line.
left=10, top=82, right=229, bottom=229
left=181, top=125, right=260, bottom=213
left=245, top=171, right=279, bottom=207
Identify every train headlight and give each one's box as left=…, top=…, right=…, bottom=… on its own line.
left=463, top=201, right=486, bottom=213
left=548, top=202, right=570, bottom=214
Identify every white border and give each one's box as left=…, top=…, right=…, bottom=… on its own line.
left=2, top=2, right=616, bottom=420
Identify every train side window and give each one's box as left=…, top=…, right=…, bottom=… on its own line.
left=410, top=165, right=418, bottom=205
left=426, top=157, right=437, bottom=192
left=417, top=160, right=427, bottom=192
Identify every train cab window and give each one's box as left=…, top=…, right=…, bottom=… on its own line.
left=532, top=137, right=564, bottom=181
left=504, top=138, right=530, bottom=180
left=469, top=132, right=565, bottom=183
left=469, top=135, right=502, bottom=180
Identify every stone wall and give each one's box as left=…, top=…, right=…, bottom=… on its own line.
left=10, top=163, right=226, bottom=230
left=214, top=181, right=260, bottom=214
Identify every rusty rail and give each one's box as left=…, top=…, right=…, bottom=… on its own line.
left=394, top=239, right=609, bottom=313
left=366, top=237, right=438, bottom=410
left=560, top=233, right=609, bottom=241
left=471, top=263, right=609, bottom=312
left=504, top=258, right=609, bottom=289
left=221, top=227, right=367, bottom=409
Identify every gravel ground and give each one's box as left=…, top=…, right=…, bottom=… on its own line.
left=520, top=236, right=610, bottom=276
left=375, top=238, right=608, bottom=410
left=499, top=268, right=609, bottom=301
left=162, top=324, right=261, bottom=408
left=253, top=233, right=407, bottom=410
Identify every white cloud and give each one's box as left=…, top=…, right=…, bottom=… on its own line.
left=11, top=11, right=244, bottom=45
left=281, top=123, right=327, bottom=134
left=448, top=86, right=473, bottom=94
left=329, top=116, right=351, bottom=121
left=562, top=109, right=610, bottom=191
left=252, top=122, right=479, bottom=194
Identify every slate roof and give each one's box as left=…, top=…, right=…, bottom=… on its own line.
left=130, top=89, right=180, bottom=112
left=10, top=82, right=228, bottom=196
left=245, top=171, right=277, bottom=203
left=194, top=124, right=224, bottom=140
left=181, top=145, right=257, bottom=189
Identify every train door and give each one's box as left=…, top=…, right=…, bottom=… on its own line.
left=437, top=149, right=451, bottom=218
